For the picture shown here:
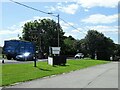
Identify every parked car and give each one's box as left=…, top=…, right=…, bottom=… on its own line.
left=74, top=53, right=84, bottom=59
left=16, top=52, right=34, bottom=61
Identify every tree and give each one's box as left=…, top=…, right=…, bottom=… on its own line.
left=63, top=36, right=76, bottom=55
left=75, top=39, right=88, bottom=56
left=20, top=19, right=65, bottom=57
left=85, top=30, right=115, bottom=60
left=114, top=44, right=120, bottom=56
left=113, top=44, right=120, bottom=60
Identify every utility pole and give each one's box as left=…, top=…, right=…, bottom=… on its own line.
left=57, top=14, right=60, bottom=47
left=47, top=13, right=60, bottom=47
left=38, top=29, right=42, bottom=59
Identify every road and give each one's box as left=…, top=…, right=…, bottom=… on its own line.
left=0, top=58, right=74, bottom=64
left=0, top=59, right=47, bottom=64
left=5, top=62, right=118, bottom=88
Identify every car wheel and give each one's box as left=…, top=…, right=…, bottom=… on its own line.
left=75, top=57, right=79, bottom=59
left=7, top=56, right=12, bottom=60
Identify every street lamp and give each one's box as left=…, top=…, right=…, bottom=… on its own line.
left=48, top=13, right=60, bottom=47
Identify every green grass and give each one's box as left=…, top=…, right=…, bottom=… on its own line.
left=2, top=59, right=109, bottom=86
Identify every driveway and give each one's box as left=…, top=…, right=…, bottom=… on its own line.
left=5, top=62, right=118, bottom=88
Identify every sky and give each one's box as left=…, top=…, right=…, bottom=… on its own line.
left=0, top=0, right=119, bottom=46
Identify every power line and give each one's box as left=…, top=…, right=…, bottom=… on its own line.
left=10, top=0, right=88, bottom=35
left=10, top=0, right=56, bottom=17
left=60, top=17, right=87, bottom=35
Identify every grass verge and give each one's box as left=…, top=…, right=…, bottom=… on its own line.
left=2, top=59, right=109, bottom=86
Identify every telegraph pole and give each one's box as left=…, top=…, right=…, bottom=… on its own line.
left=48, top=13, right=60, bottom=47
left=57, top=14, right=60, bottom=47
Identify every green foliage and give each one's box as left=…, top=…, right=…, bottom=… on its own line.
left=2, top=59, right=109, bottom=86
left=20, top=18, right=116, bottom=59
left=114, top=44, right=120, bottom=56
left=20, top=19, right=65, bottom=55
left=74, top=39, right=88, bottom=56
left=85, top=30, right=115, bottom=60
left=113, top=44, right=120, bottom=60
left=63, top=36, right=76, bottom=55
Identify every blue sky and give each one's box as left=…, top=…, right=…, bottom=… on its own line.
left=0, top=0, right=119, bottom=46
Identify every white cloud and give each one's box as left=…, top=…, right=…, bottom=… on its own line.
left=77, top=0, right=119, bottom=8
left=3, top=0, right=75, bottom=2
left=20, top=16, right=52, bottom=27
left=81, top=14, right=118, bottom=24
left=59, top=21, right=86, bottom=38
left=0, top=16, right=52, bottom=46
left=0, top=34, right=20, bottom=46
left=65, top=25, right=118, bottom=39
left=60, top=21, right=75, bottom=30
left=71, top=28, right=87, bottom=34
left=64, top=33, right=73, bottom=37
left=0, top=29, right=21, bottom=46
left=64, top=29, right=86, bottom=39
left=64, top=32, right=81, bottom=39
left=84, top=9, right=89, bottom=12
left=0, top=29, right=22, bottom=35
left=71, top=29, right=80, bottom=33
left=2, top=16, right=53, bottom=36
left=46, top=6, right=56, bottom=12
left=33, top=16, right=52, bottom=20
left=7, top=25, right=17, bottom=30
left=86, top=25, right=118, bottom=33
left=46, top=3, right=79, bottom=14
left=58, top=3, right=79, bottom=14
left=60, top=21, right=84, bottom=38
left=46, top=0, right=118, bottom=14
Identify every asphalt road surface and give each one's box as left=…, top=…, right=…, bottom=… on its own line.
left=5, top=62, right=118, bottom=88
left=0, top=59, right=47, bottom=64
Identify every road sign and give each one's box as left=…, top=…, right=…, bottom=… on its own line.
left=51, top=47, right=60, bottom=55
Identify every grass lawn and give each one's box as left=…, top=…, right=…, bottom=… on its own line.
left=2, top=59, right=109, bottom=86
